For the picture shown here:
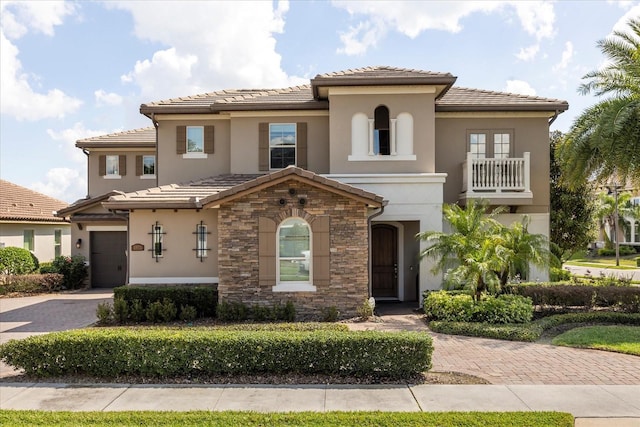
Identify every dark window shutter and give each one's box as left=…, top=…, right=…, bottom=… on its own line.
left=311, top=216, right=330, bottom=287
left=297, top=122, right=307, bottom=169
left=259, top=122, right=269, bottom=171
left=204, top=125, right=214, bottom=154
left=136, top=155, right=143, bottom=176
left=119, top=155, right=126, bottom=176
left=98, top=155, right=106, bottom=176
left=176, top=126, right=186, bottom=154
left=258, top=217, right=276, bottom=285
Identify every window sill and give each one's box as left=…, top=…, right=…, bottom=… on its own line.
left=103, top=175, right=122, bottom=179
left=140, top=175, right=156, bottom=180
left=182, top=153, right=208, bottom=159
left=348, top=154, right=416, bottom=161
left=272, top=283, right=317, bottom=293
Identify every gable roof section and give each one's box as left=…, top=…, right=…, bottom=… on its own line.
left=0, top=180, right=69, bottom=223
left=76, top=127, right=156, bottom=149
left=139, top=66, right=567, bottom=116
left=201, top=166, right=385, bottom=208
left=57, top=191, right=123, bottom=217
left=103, top=168, right=384, bottom=210
left=437, top=87, right=569, bottom=112
left=311, top=66, right=457, bottom=99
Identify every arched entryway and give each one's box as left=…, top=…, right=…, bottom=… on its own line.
left=371, top=223, right=398, bottom=299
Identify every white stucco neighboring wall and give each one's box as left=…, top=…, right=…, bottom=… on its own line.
left=0, top=222, right=71, bottom=262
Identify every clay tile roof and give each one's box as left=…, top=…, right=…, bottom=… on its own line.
left=76, top=127, right=156, bottom=149
left=314, top=65, right=454, bottom=79
left=437, top=87, right=569, bottom=111
left=0, top=180, right=69, bottom=223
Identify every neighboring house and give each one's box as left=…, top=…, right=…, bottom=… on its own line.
left=0, top=180, right=71, bottom=263
left=57, top=66, right=568, bottom=317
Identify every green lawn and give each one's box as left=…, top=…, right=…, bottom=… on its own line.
left=552, top=325, right=640, bottom=356
left=565, top=252, right=640, bottom=270
left=0, top=410, right=574, bottom=427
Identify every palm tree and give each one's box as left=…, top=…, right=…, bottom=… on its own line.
left=559, top=17, right=640, bottom=188
left=417, top=200, right=505, bottom=301
left=594, top=190, right=632, bottom=248
left=494, top=216, right=554, bottom=285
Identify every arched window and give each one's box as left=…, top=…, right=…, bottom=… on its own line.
left=374, top=105, right=390, bottom=155
left=277, top=217, right=311, bottom=285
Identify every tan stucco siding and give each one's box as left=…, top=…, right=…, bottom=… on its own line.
left=87, top=150, right=157, bottom=197
left=328, top=92, right=435, bottom=174
left=157, top=119, right=231, bottom=186
left=0, top=222, right=71, bottom=262
left=128, top=209, right=218, bottom=280
left=435, top=116, right=550, bottom=212
left=229, top=116, right=330, bottom=174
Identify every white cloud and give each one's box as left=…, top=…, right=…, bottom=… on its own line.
left=516, top=44, right=540, bottom=61
left=553, top=41, right=574, bottom=71
left=111, top=1, right=305, bottom=101
left=94, top=89, right=123, bottom=107
left=0, top=1, right=83, bottom=121
left=31, top=168, right=86, bottom=203
left=332, top=1, right=556, bottom=56
left=47, top=122, right=115, bottom=164
left=503, top=80, right=537, bottom=96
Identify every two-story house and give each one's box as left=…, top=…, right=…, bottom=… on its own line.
left=58, top=66, right=568, bottom=317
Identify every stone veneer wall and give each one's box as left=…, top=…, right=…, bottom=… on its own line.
left=217, top=180, right=370, bottom=319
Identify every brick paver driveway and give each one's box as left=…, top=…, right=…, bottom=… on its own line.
left=350, top=313, right=640, bottom=385
left=0, top=289, right=113, bottom=377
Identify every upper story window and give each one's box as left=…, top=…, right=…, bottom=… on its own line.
left=99, top=155, right=125, bottom=179
left=270, top=123, right=296, bottom=169
left=276, top=217, right=312, bottom=288
left=137, top=155, right=156, bottom=179
left=349, top=109, right=415, bottom=161
left=374, top=106, right=390, bottom=155
left=468, top=130, right=513, bottom=159
left=176, top=125, right=214, bottom=159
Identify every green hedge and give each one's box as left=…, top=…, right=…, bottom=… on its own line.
left=113, top=286, right=218, bottom=318
left=423, top=291, right=533, bottom=324
left=505, top=284, right=640, bottom=312
left=429, top=312, right=640, bottom=342
left=0, top=273, right=64, bottom=295
left=0, top=328, right=432, bottom=379
left=0, top=247, right=38, bottom=275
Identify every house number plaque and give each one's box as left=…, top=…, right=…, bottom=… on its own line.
left=131, top=243, right=144, bottom=251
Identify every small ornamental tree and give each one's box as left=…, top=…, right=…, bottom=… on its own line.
left=0, top=247, right=39, bottom=275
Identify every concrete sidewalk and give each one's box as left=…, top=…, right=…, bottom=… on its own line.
left=1, top=383, right=639, bottom=425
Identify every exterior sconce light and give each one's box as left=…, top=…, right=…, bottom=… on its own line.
left=76, top=238, right=82, bottom=249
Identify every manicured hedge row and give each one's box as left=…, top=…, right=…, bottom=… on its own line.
left=0, top=328, right=432, bottom=378
left=113, top=285, right=218, bottom=318
left=423, top=290, right=533, bottom=324
left=429, top=312, right=640, bottom=342
left=0, top=274, right=64, bottom=295
left=505, top=284, right=640, bottom=312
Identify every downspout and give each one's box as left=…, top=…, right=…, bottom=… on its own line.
left=151, top=114, right=159, bottom=188
left=548, top=110, right=560, bottom=126
left=366, top=202, right=386, bottom=298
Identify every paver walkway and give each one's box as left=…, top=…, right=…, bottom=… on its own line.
left=349, top=312, right=640, bottom=385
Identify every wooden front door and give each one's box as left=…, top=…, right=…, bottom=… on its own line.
left=90, top=231, right=127, bottom=288
left=372, top=224, right=398, bottom=298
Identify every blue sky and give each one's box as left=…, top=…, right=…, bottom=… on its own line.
left=1, top=0, right=638, bottom=203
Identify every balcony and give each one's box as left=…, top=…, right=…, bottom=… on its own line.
left=459, top=152, right=533, bottom=205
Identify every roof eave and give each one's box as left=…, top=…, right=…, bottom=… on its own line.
left=436, top=103, right=569, bottom=112
left=311, top=76, right=458, bottom=98
left=101, top=201, right=200, bottom=210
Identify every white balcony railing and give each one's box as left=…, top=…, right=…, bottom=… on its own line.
left=462, top=152, right=531, bottom=194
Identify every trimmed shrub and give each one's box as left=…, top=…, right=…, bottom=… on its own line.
left=549, top=267, right=571, bottom=282
left=423, top=291, right=533, bottom=324
left=506, top=283, right=640, bottom=312
left=0, top=247, right=38, bottom=275
left=96, top=302, right=114, bottom=325
left=179, top=305, right=197, bottom=322
left=0, top=273, right=64, bottom=295
left=113, top=298, right=129, bottom=324
left=0, top=328, right=433, bottom=379
left=217, top=301, right=248, bottom=321
left=322, top=306, right=340, bottom=322
left=51, top=255, right=88, bottom=289
left=598, top=246, right=636, bottom=257
left=38, top=262, right=56, bottom=274
left=114, top=286, right=217, bottom=319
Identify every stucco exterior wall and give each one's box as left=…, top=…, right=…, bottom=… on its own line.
left=228, top=114, right=330, bottom=174
left=128, top=209, right=218, bottom=283
left=328, top=91, right=436, bottom=174
left=0, top=222, right=71, bottom=262
left=157, top=118, right=231, bottom=185
left=87, top=149, right=157, bottom=197
left=434, top=115, right=551, bottom=213
left=217, top=179, right=370, bottom=319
